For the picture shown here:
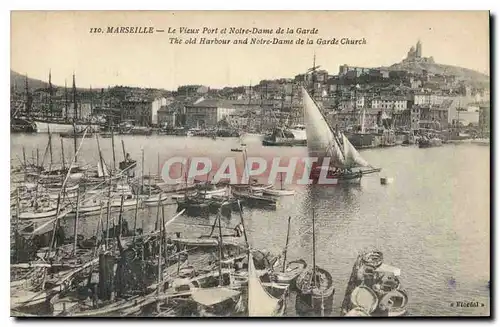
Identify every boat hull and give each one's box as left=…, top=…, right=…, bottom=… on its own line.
left=262, top=139, right=307, bottom=147
left=295, top=288, right=335, bottom=316
left=34, top=121, right=100, bottom=134
left=294, top=267, right=335, bottom=316
left=263, top=189, right=295, bottom=196
left=19, top=209, right=58, bottom=220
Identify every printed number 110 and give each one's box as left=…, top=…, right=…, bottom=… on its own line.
left=90, top=28, right=103, bottom=33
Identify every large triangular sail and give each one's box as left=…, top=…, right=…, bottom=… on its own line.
left=248, top=251, right=281, bottom=316
left=342, top=134, right=369, bottom=167
left=302, top=87, right=370, bottom=169
left=301, top=87, right=345, bottom=167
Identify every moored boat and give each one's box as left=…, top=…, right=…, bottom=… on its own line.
left=11, top=117, right=37, bottom=133
left=262, top=188, right=295, bottom=196
left=273, top=259, right=307, bottom=284
left=418, top=137, right=442, bottom=148
left=18, top=206, right=58, bottom=220
left=340, top=250, right=408, bottom=317
left=262, top=172, right=295, bottom=196
left=294, top=266, right=335, bottom=316
left=248, top=251, right=287, bottom=316
left=294, top=209, right=334, bottom=316
left=350, top=285, right=379, bottom=314
left=231, top=190, right=277, bottom=210
left=171, top=191, right=198, bottom=200
left=262, top=126, right=307, bottom=147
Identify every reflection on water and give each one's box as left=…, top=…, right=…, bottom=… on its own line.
left=11, top=134, right=490, bottom=316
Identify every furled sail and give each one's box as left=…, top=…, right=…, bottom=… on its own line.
left=342, top=134, right=370, bottom=168
left=301, top=87, right=345, bottom=168
left=248, top=251, right=282, bottom=316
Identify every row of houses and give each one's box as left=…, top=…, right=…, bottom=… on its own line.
left=328, top=103, right=451, bottom=132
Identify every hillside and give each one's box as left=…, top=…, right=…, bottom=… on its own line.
left=380, top=61, right=490, bottom=88
left=11, top=70, right=50, bottom=91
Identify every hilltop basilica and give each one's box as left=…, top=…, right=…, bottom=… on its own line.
left=403, top=40, right=435, bottom=64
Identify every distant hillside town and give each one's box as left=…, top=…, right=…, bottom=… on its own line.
left=11, top=40, right=490, bottom=134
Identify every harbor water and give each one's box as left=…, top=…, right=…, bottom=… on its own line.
left=10, top=133, right=490, bottom=316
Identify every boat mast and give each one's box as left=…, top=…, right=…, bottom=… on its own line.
left=96, top=134, right=106, bottom=182
left=156, top=201, right=163, bottom=300
left=72, top=72, right=78, bottom=121
left=121, top=139, right=126, bottom=161
left=260, top=84, right=267, bottom=133
left=141, top=148, right=145, bottom=193
left=217, top=213, right=224, bottom=286
left=60, top=138, right=66, bottom=171
left=48, top=69, right=53, bottom=118
left=111, top=125, right=116, bottom=172
left=24, top=74, right=30, bottom=118
left=48, top=126, right=53, bottom=172
left=280, top=172, right=284, bottom=190
left=73, top=122, right=78, bottom=163
left=90, top=85, right=93, bottom=117
left=282, top=216, right=291, bottom=273
left=312, top=208, right=316, bottom=288
left=353, top=76, right=358, bottom=130
left=237, top=200, right=249, bottom=249
left=64, top=80, right=69, bottom=120
left=157, top=152, right=160, bottom=177
left=72, top=74, right=79, bottom=162
left=73, top=188, right=81, bottom=254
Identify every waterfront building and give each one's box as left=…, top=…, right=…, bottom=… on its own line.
left=226, top=112, right=249, bottom=129
left=184, top=99, right=240, bottom=128
left=151, top=97, right=169, bottom=126
left=120, top=99, right=153, bottom=126
left=157, top=106, right=178, bottom=127
left=370, top=96, right=409, bottom=111
left=392, top=109, right=412, bottom=129
left=410, top=106, right=421, bottom=131
left=418, top=104, right=449, bottom=130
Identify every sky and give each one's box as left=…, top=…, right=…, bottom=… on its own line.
left=11, top=11, right=490, bottom=90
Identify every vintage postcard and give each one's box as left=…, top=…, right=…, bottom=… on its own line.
left=10, top=11, right=490, bottom=317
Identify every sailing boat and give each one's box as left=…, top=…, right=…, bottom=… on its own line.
left=263, top=172, right=295, bottom=196
left=248, top=250, right=287, bottom=316
left=11, top=75, right=37, bottom=133
left=32, top=72, right=99, bottom=133
left=302, top=86, right=381, bottom=184
left=294, top=209, right=335, bottom=316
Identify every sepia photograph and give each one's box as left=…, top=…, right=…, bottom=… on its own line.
left=9, top=10, right=490, bottom=317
